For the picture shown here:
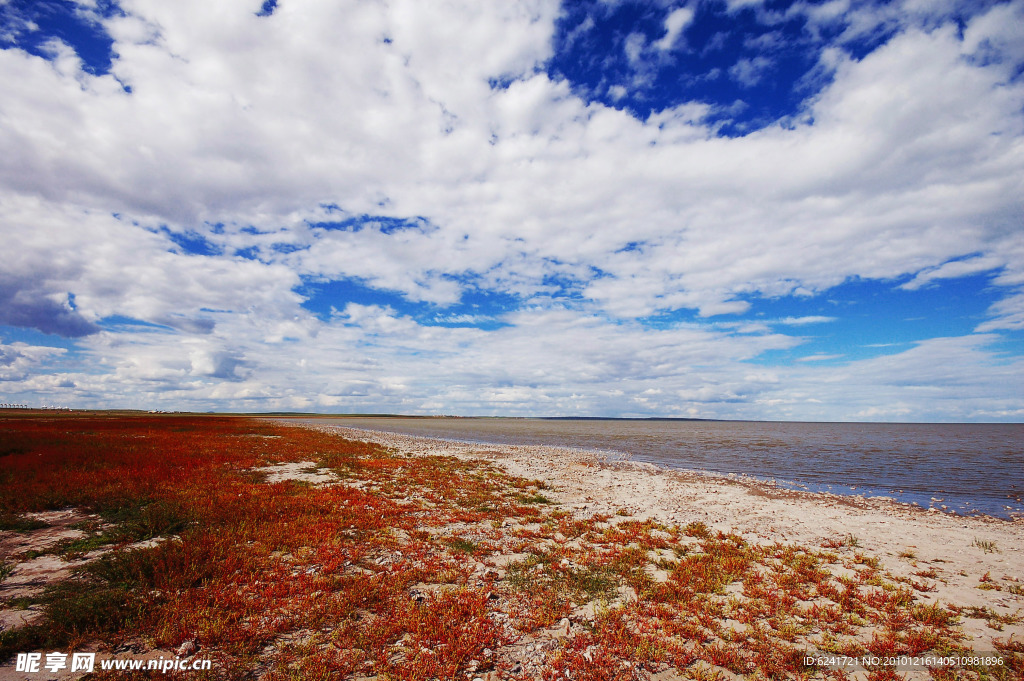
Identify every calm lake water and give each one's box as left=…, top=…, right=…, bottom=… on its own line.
left=302, top=417, right=1024, bottom=519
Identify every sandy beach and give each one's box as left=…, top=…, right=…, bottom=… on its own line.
left=314, top=424, right=1024, bottom=658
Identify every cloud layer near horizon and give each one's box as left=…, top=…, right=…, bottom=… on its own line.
left=1, top=0, right=1022, bottom=420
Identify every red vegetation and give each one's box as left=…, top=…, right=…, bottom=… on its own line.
left=0, top=414, right=1013, bottom=680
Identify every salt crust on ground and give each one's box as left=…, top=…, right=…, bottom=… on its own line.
left=311, top=424, right=1024, bottom=654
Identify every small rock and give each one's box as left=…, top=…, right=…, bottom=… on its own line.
left=175, top=639, right=198, bottom=657
left=557, top=617, right=571, bottom=636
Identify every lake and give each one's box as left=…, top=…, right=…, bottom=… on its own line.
left=300, top=417, right=1024, bottom=519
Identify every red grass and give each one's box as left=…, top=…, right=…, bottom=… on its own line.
left=0, top=413, right=1004, bottom=680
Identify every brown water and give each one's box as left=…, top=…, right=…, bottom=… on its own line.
left=302, top=417, right=1024, bottom=519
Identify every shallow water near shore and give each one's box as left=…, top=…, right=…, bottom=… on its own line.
left=299, top=417, right=1024, bottom=519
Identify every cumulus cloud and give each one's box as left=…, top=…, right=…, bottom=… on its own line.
left=0, top=196, right=306, bottom=334
left=0, top=0, right=1021, bottom=419
left=0, top=341, right=66, bottom=383
left=7, top=302, right=1016, bottom=423
left=0, top=278, right=97, bottom=338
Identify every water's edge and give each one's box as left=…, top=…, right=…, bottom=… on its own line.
left=291, top=417, right=1024, bottom=520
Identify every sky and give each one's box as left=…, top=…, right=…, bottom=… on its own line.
left=0, top=0, right=1022, bottom=421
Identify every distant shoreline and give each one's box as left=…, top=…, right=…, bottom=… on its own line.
left=5, top=407, right=1022, bottom=425
left=295, top=420, right=1024, bottom=522
left=289, top=416, right=1024, bottom=520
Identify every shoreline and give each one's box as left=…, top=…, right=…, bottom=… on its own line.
left=3, top=413, right=1022, bottom=680
left=303, top=422, right=1024, bottom=654
left=287, top=417, right=1024, bottom=520
left=303, top=422, right=1023, bottom=520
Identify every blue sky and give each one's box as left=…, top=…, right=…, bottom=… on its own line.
left=0, top=0, right=1022, bottom=420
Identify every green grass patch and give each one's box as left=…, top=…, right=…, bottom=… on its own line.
left=0, top=513, right=48, bottom=533
left=445, top=537, right=478, bottom=554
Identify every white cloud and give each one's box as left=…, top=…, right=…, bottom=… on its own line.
left=0, top=342, right=66, bottom=382
left=976, top=292, right=1024, bottom=332
left=0, top=195, right=312, bottom=367
left=776, top=316, right=837, bottom=325
left=6, top=302, right=1017, bottom=422
left=771, top=335, right=1024, bottom=422
left=728, top=55, right=772, bottom=87
left=900, top=255, right=1003, bottom=290
left=9, top=303, right=800, bottom=415
left=0, top=0, right=1022, bottom=419
left=653, top=7, right=694, bottom=51
left=724, top=0, right=763, bottom=10
left=623, top=31, right=647, bottom=65
left=961, top=1, right=1024, bottom=68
